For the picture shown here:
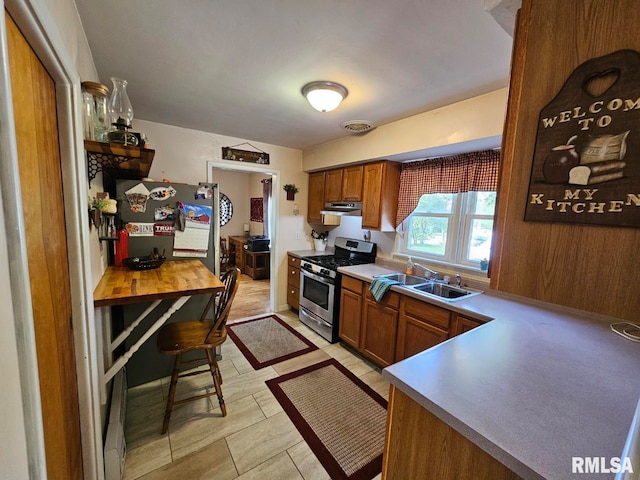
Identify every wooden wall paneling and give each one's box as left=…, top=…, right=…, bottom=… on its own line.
left=492, top=0, right=640, bottom=320
left=7, top=12, right=83, bottom=479
left=382, top=387, right=523, bottom=480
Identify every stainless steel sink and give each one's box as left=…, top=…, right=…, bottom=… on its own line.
left=374, top=273, right=430, bottom=286
left=410, top=282, right=482, bottom=301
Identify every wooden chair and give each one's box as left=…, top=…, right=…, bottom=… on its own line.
left=220, top=237, right=236, bottom=272
left=156, top=267, right=240, bottom=434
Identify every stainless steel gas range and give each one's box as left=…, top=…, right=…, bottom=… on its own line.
left=298, top=237, right=377, bottom=343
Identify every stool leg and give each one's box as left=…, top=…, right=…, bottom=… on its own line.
left=206, top=348, right=226, bottom=416
left=162, top=353, right=182, bottom=434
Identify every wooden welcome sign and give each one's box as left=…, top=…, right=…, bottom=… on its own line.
left=525, top=49, right=640, bottom=228
left=222, top=146, right=269, bottom=165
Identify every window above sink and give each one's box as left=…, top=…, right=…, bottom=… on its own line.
left=396, top=191, right=496, bottom=270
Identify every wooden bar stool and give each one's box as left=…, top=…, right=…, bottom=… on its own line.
left=156, top=267, right=240, bottom=434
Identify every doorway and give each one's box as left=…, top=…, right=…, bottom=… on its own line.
left=208, top=162, right=279, bottom=319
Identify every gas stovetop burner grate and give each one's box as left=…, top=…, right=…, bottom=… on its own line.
left=302, top=255, right=372, bottom=271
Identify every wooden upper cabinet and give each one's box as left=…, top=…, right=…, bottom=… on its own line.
left=325, top=166, right=364, bottom=202
left=362, top=161, right=401, bottom=231
left=307, top=171, right=326, bottom=223
left=341, top=165, right=364, bottom=201
left=324, top=169, right=343, bottom=202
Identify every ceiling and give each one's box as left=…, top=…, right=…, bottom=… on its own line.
left=75, top=0, right=514, bottom=151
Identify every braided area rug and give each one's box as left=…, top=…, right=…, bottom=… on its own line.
left=226, top=315, right=318, bottom=369
left=266, top=358, right=388, bottom=480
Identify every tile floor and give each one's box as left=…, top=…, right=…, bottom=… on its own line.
left=123, top=309, right=389, bottom=480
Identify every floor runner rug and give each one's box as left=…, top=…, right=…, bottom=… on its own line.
left=226, top=314, right=318, bottom=369
left=266, top=358, right=388, bottom=480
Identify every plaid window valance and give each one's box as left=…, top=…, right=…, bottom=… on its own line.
left=395, top=149, right=500, bottom=227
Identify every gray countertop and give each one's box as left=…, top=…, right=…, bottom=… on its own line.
left=287, top=248, right=335, bottom=259
left=338, top=263, right=640, bottom=480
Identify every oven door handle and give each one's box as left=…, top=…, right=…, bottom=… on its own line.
left=301, top=268, right=334, bottom=284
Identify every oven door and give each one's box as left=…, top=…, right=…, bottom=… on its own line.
left=299, top=268, right=335, bottom=322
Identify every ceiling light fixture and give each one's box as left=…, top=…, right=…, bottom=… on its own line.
left=301, top=81, right=348, bottom=112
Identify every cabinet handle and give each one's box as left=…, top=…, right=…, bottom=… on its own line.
left=291, top=270, right=295, bottom=275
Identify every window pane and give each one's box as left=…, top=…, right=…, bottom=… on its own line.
left=467, top=219, right=493, bottom=261
left=414, top=193, right=454, bottom=214
left=473, top=191, right=497, bottom=215
left=408, top=216, right=448, bottom=256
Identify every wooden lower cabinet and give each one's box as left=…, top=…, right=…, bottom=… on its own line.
left=361, top=288, right=400, bottom=367
left=339, top=276, right=399, bottom=368
left=452, top=314, right=484, bottom=337
left=287, top=255, right=300, bottom=310
left=383, top=387, right=523, bottom=480
left=338, top=274, right=488, bottom=366
left=339, top=276, right=364, bottom=349
left=361, top=298, right=398, bottom=367
left=395, top=297, right=451, bottom=362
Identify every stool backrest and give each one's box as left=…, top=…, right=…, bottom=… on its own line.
left=201, top=267, right=240, bottom=343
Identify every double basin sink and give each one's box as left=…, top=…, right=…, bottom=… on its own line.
left=374, top=273, right=482, bottom=302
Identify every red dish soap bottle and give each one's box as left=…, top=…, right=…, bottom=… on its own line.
left=114, top=227, right=129, bottom=267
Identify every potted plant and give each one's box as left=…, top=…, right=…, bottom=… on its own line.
left=89, top=197, right=107, bottom=229
left=283, top=184, right=299, bottom=201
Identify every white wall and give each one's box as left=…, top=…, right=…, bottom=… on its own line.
left=213, top=170, right=250, bottom=238
left=132, top=119, right=309, bottom=309
left=302, top=88, right=508, bottom=171
left=300, top=89, right=507, bottom=260
left=248, top=173, right=271, bottom=236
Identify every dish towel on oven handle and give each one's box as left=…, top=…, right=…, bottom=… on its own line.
left=369, top=277, right=402, bottom=302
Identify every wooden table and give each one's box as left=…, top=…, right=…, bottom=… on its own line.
left=94, top=259, right=224, bottom=383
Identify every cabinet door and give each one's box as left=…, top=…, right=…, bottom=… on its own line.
left=342, top=165, right=364, bottom=201
left=307, top=171, right=326, bottom=223
left=287, top=284, right=300, bottom=310
left=362, top=300, right=398, bottom=367
left=339, top=288, right=363, bottom=349
left=452, top=315, right=484, bottom=337
left=362, top=162, right=384, bottom=229
left=362, top=161, right=401, bottom=231
left=324, top=169, right=343, bottom=202
left=396, top=314, right=449, bottom=362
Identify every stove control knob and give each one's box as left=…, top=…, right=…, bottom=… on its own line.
left=320, top=268, right=330, bottom=276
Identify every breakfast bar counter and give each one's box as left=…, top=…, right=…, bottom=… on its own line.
left=338, top=263, right=640, bottom=479
left=94, top=259, right=224, bottom=384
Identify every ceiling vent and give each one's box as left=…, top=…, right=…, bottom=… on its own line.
left=341, top=120, right=374, bottom=134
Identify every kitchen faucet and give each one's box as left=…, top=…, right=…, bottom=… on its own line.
left=413, top=262, right=439, bottom=280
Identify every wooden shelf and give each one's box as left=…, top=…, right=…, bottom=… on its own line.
left=85, top=140, right=155, bottom=184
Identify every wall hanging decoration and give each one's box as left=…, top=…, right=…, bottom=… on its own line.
left=222, top=142, right=269, bottom=164
left=283, top=183, right=299, bottom=201
left=219, top=192, right=233, bottom=226
left=250, top=197, right=264, bottom=222
left=525, top=49, right=640, bottom=228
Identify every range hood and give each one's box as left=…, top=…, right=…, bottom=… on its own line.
left=320, top=202, right=363, bottom=216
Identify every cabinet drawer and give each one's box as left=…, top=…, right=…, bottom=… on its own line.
left=288, top=267, right=300, bottom=287
left=342, top=275, right=363, bottom=294
left=288, top=255, right=300, bottom=268
left=401, top=296, right=450, bottom=329
left=287, top=285, right=300, bottom=310
left=365, top=286, right=400, bottom=309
